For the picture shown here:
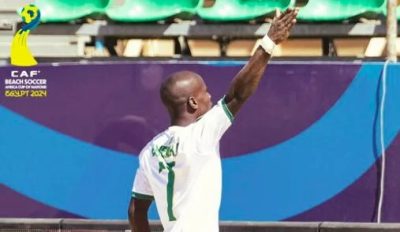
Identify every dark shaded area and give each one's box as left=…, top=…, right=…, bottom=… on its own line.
left=94, top=115, right=157, bottom=154
left=0, top=184, right=83, bottom=218
left=287, top=133, right=400, bottom=222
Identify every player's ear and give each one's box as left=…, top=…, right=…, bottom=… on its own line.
left=188, top=96, right=199, bottom=110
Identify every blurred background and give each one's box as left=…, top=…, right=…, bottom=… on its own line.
left=0, top=0, right=399, bottom=60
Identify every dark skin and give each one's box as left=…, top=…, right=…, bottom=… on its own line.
left=128, top=197, right=152, bottom=232
left=128, top=8, right=298, bottom=232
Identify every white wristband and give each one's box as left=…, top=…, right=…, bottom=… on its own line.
left=260, top=35, right=276, bottom=55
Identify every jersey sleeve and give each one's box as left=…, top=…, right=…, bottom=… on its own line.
left=192, top=97, right=234, bottom=151
left=132, top=165, right=154, bottom=200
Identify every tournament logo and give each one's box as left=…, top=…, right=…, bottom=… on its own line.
left=4, top=5, right=47, bottom=98
left=10, top=4, right=41, bottom=66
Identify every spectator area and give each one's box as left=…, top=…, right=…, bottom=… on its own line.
left=0, top=0, right=399, bottom=59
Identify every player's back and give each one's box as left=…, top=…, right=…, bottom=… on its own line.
left=133, top=99, right=233, bottom=232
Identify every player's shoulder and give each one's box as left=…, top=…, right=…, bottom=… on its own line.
left=138, top=129, right=170, bottom=156
left=196, top=97, right=232, bottom=123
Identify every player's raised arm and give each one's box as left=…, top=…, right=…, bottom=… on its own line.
left=224, top=8, right=298, bottom=116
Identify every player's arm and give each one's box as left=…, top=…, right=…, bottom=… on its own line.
left=224, top=9, right=298, bottom=116
left=128, top=198, right=152, bottom=232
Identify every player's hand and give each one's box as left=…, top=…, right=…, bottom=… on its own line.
left=267, top=8, right=298, bottom=45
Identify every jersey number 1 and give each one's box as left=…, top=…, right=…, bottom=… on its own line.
left=166, top=162, right=176, bottom=221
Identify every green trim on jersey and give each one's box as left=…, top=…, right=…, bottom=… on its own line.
left=222, top=97, right=234, bottom=123
left=132, top=191, right=154, bottom=200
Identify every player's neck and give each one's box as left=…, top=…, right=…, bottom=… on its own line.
left=170, top=116, right=197, bottom=127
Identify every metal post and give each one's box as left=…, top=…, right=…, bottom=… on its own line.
left=386, top=0, right=398, bottom=62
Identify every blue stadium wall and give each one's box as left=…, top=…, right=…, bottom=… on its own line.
left=0, top=61, right=399, bottom=222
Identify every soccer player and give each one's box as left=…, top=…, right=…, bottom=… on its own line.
left=128, top=8, right=298, bottom=232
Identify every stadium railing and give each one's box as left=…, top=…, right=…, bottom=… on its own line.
left=1, top=219, right=400, bottom=232
left=1, top=0, right=399, bottom=58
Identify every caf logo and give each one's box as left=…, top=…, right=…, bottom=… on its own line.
left=10, top=4, right=41, bottom=67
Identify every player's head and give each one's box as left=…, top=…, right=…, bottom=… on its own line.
left=160, top=71, right=212, bottom=123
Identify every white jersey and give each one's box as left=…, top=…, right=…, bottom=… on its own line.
left=132, top=98, right=233, bottom=232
